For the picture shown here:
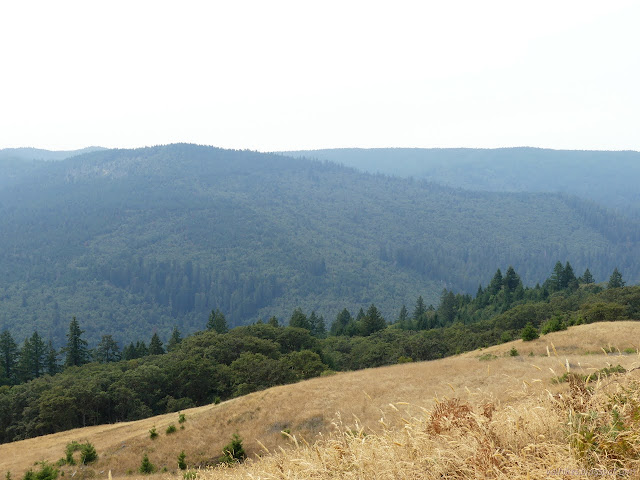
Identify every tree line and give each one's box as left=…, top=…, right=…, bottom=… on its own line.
left=0, top=262, right=635, bottom=443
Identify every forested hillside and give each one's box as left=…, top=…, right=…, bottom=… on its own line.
left=287, top=148, right=640, bottom=217
left=1, top=144, right=639, bottom=347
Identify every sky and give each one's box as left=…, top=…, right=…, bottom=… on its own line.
left=1, top=0, right=638, bottom=152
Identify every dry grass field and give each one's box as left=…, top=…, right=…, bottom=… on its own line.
left=2, top=321, right=640, bottom=479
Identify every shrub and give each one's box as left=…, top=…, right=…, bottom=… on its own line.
left=521, top=323, right=539, bottom=341
left=396, top=355, right=413, bottom=364
left=541, top=315, right=567, bottom=335
left=166, top=424, right=177, bottom=434
left=149, top=427, right=158, bottom=439
left=22, top=462, right=58, bottom=480
left=220, top=433, right=246, bottom=464
left=64, top=442, right=80, bottom=465
left=509, top=347, right=519, bottom=357
left=80, top=443, right=97, bottom=464
left=177, top=451, right=187, bottom=470
left=139, top=454, right=155, bottom=474
left=178, top=412, right=186, bottom=423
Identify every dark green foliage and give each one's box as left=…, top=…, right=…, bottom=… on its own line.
left=178, top=412, right=186, bottom=423
left=149, top=427, right=158, bottom=439
left=79, top=443, right=97, bottom=464
left=521, top=323, right=540, bottom=341
left=267, top=316, right=279, bottom=327
left=608, top=268, right=625, bottom=289
left=64, top=442, right=96, bottom=465
left=166, top=424, right=177, bottom=434
left=177, top=451, right=187, bottom=470
left=289, top=308, right=310, bottom=330
left=63, top=318, right=89, bottom=368
left=17, top=331, right=46, bottom=382
left=139, top=454, right=155, bottom=474
left=22, top=462, right=58, bottom=480
left=509, top=347, right=519, bottom=357
left=220, top=433, right=246, bottom=464
left=308, top=311, right=326, bottom=338
left=541, top=315, right=567, bottom=335
left=503, top=266, right=521, bottom=294
left=580, top=268, right=594, bottom=284
left=330, top=309, right=353, bottom=336
left=44, top=341, right=59, bottom=376
left=148, top=333, right=164, bottom=355
left=361, top=304, right=386, bottom=336
left=207, top=310, right=228, bottom=334
left=0, top=330, right=19, bottom=385
left=167, top=327, right=183, bottom=352
left=94, top=335, right=121, bottom=363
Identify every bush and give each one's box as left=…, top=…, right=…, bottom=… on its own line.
left=177, top=451, right=187, bottom=470
left=509, top=347, right=519, bottom=357
left=64, top=442, right=80, bottom=465
left=521, top=323, right=539, bottom=341
left=139, top=454, right=155, bottom=474
left=22, top=463, right=58, bottom=480
left=166, top=424, right=177, bottom=434
left=149, top=427, right=158, bottom=439
left=220, top=433, right=246, bottom=464
left=80, top=443, right=97, bottom=464
left=178, top=412, right=186, bottom=423
left=540, top=315, right=567, bottom=335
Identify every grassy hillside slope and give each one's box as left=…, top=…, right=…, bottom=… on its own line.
left=2, top=321, right=639, bottom=479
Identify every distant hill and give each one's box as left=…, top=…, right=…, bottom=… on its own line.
left=0, top=146, right=107, bottom=162
left=284, top=148, right=640, bottom=217
left=1, top=144, right=639, bottom=346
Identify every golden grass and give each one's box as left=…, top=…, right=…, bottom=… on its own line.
left=2, top=321, right=640, bottom=479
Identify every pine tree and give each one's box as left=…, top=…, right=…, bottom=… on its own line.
left=361, top=304, right=386, bottom=336
left=562, top=262, right=577, bottom=290
left=330, top=308, right=352, bottom=336
left=503, top=266, right=521, bottom=293
left=221, top=433, right=246, bottom=463
left=167, top=327, right=182, bottom=352
left=64, top=317, right=89, bottom=367
left=487, top=269, right=503, bottom=296
left=94, top=335, right=121, bottom=363
left=397, top=305, right=408, bottom=328
left=412, top=296, right=426, bottom=321
left=308, top=312, right=326, bottom=338
left=148, top=333, right=164, bottom=355
left=438, top=289, right=457, bottom=325
left=580, top=268, right=595, bottom=284
left=267, top=316, right=279, bottom=327
left=608, top=268, right=625, bottom=289
left=549, top=261, right=565, bottom=291
left=44, top=340, right=59, bottom=375
left=0, top=330, right=19, bottom=384
left=207, top=309, right=229, bottom=334
left=289, top=308, right=310, bottom=330
left=18, top=331, right=46, bottom=381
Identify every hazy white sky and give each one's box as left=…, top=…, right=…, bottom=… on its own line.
left=1, top=0, right=638, bottom=151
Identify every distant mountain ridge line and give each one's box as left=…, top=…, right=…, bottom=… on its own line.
left=0, top=143, right=638, bottom=347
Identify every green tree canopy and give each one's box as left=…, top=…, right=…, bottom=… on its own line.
left=207, top=309, right=229, bottom=334
left=148, top=333, right=165, bottom=355
left=64, top=317, right=89, bottom=367
left=608, top=268, right=625, bottom=289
